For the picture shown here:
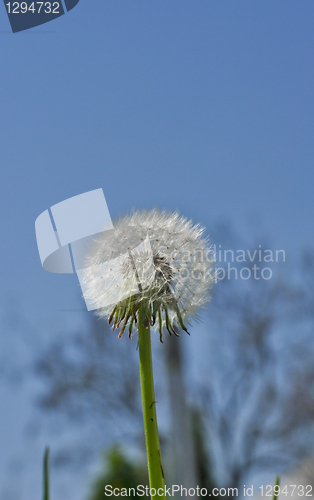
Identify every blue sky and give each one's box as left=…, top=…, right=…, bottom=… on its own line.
left=1, top=1, right=314, bottom=318
left=0, top=1, right=314, bottom=498
left=1, top=1, right=314, bottom=320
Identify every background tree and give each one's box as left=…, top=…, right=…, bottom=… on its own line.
left=200, top=223, right=314, bottom=490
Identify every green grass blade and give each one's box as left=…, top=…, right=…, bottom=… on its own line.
left=43, top=447, right=50, bottom=500
left=273, top=475, right=280, bottom=500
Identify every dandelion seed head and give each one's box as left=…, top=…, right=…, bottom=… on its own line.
left=82, top=209, right=216, bottom=340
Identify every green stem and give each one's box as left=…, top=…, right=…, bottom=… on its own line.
left=138, top=308, right=166, bottom=500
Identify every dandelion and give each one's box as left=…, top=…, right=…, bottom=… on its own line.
left=82, top=208, right=216, bottom=500
left=82, top=209, right=215, bottom=342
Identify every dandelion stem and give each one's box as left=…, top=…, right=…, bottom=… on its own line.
left=138, top=308, right=166, bottom=500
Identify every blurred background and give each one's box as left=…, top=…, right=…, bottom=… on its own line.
left=0, top=1, right=314, bottom=499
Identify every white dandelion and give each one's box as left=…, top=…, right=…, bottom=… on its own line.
left=82, top=208, right=216, bottom=342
